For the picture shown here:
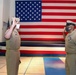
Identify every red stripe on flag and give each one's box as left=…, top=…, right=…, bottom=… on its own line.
left=0, top=50, right=66, bottom=55
left=42, top=12, right=76, bottom=16
left=19, top=32, right=63, bottom=35
left=20, top=50, right=66, bottom=54
left=20, top=25, right=64, bottom=28
left=42, top=1, right=76, bottom=3
left=42, top=19, right=76, bottom=22
left=42, top=6, right=76, bottom=9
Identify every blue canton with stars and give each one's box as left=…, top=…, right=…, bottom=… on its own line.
left=15, top=0, right=42, bottom=22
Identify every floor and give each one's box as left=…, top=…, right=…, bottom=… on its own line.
left=0, top=56, right=66, bottom=75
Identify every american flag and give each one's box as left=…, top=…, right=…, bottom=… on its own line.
left=15, top=0, right=76, bottom=41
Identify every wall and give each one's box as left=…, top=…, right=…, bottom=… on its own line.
left=3, top=0, right=10, bottom=22
left=2, top=0, right=10, bottom=42
left=0, top=0, right=10, bottom=42
left=9, top=0, right=15, bottom=23
left=0, top=0, right=4, bottom=42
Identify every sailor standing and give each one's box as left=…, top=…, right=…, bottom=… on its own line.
left=63, top=20, right=76, bottom=75
left=5, top=17, right=21, bottom=75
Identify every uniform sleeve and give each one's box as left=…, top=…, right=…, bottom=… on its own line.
left=71, top=30, right=76, bottom=45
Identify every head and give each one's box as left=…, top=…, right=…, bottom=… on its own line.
left=66, top=21, right=75, bottom=32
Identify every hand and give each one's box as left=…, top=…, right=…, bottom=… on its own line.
left=12, top=17, right=18, bottom=26
left=63, top=27, right=66, bottom=32
left=16, top=18, right=20, bottom=24
left=63, top=27, right=67, bottom=39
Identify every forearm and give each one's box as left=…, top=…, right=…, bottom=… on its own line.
left=4, top=24, right=15, bottom=39
left=63, top=27, right=67, bottom=39
left=63, top=32, right=66, bottom=39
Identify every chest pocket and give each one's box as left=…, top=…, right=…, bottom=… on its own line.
left=67, top=35, right=76, bottom=46
left=67, top=36, right=72, bottom=42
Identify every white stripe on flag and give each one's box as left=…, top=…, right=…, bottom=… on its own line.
left=42, top=3, right=76, bottom=6
left=42, top=16, right=76, bottom=19
left=42, top=9, right=76, bottom=13
left=0, top=46, right=65, bottom=51
left=20, top=22, right=66, bottom=25
left=20, top=28, right=63, bottom=32
left=20, top=35, right=63, bottom=38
